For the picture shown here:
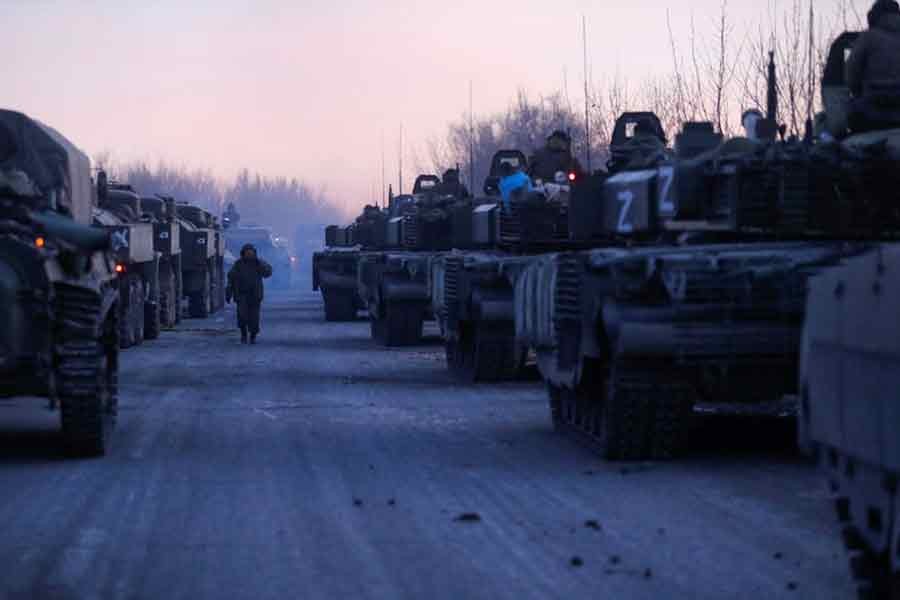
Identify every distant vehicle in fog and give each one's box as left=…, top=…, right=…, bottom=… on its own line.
left=224, top=225, right=292, bottom=289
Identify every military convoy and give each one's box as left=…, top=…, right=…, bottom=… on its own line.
left=140, top=194, right=182, bottom=328
left=176, top=202, right=226, bottom=318
left=94, top=178, right=161, bottom=347
left=0, top=110, right=119, bottom=456
left=0, top=110, right=230, bottom=456
left=314, top=31, right=899, bottom=472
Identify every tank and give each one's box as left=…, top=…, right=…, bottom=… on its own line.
left=357, top=174, right=471, bottom=346
left=140, top=194, right=182, bottom=328
left=799, top=245, right=900, bottom=599
left=435, top=142, right=602, bottom=383
left=94, top=180, right=160, bottom=346
left=0, top=109, right=119, bottom=456
left=796, top=30, right=900, bottom=600
left=514, top=33, right=899, bottom=460
left=176, top=203, right=225, bottom=318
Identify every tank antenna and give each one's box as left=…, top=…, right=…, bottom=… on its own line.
left=469, top=80, right=475, bottom=194
left=398, top=123, right=404, bottom=196
left=583, top=15, right=592, bottom=173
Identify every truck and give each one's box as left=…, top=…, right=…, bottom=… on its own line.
left=94, top=178, right=161, bottom=347
left=140, top=194, right=182, bottom=328
left=177, top=203, right=225, bottom=318
left=0, top=109, right=119, bottom=455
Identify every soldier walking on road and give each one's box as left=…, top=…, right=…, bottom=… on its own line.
left=226, top=243, right=273, bottom=344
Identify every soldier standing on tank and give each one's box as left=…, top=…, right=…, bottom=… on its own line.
left=226, top=243, right=273, bottom=344
left=847, top=0, right=900, bottom=132
left=437, top=168, right=470, bottom=199
left=528, top=130, right=584, bottom=183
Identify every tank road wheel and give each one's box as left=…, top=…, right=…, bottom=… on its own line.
left=159, top=265, right=177, bottom=329
left=174, top=256, right=183, bottom=324
left=323, top=289, right=356, bottom=322
left=143, top=275, right=161, bottom=341
left=547, top=383, right=564, bottom=431
left=472, top=323, right=520, bottom=382
left=375, top=300, right=423, bottom=347
left=188, top=270, right=211, bottom=318
left=599, top=363, right=693, bottom=461
left=117, top=274, right=143, bottom=349
left=117, top=278, right=133, bottom=349
left=370, top=312, right=386, bottom=343
left=448, top=321, right=520, bottom=383
left=548, top=361, right=693, bottom=461
left=133, top=275, right=145, bottom=345
left=57, top=321, right=117, bottom=457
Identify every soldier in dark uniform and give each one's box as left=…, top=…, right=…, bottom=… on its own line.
left=528, top=130, right=584, bottom=182
left=847, top=0, right=900, bottom=132
left=436, top=168, right=470, bottom=199
left=226, top=243, right=273, bottom=344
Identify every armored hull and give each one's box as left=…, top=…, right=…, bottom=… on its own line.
left=177, top=204, right=225, bottom=319
left=0, top=110, right=119, bottom=456
left=800, top=244, right=900, bottom=599
left=515, top=241, right=875, bottom=460
left=313, top=247, right=364, bottom=322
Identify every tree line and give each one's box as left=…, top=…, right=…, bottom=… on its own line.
left=97, top=158, right=341, bottom=241
left=427, top=0, right=867, bottom=188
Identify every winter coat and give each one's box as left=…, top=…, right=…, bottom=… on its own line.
left=848, top=13, right=900, bottom=97
left=527, top=147, right=584, bottom=182
left=227, top=258, right=273, bottom=303
left=499, top=171, right=532, bottom=207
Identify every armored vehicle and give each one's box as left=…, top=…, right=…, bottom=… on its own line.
left=140, top=194, right=182, bottom=328
left=799, top=245, right=899, bottom=600
left=177, top=203, right=225, bottom=318
left=94, top=178, right=161, bottom=347
left=435, top=138, right=613, bottom=383
left=0, top=110, right=119, bottom=456
left=357, top=174, right=470, bottom=346
left=514, top=35, right=898, bottom=461
left=312, top=209, right=378, bottom=323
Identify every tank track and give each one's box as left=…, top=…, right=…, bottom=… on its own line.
left=838, top=520, right=899, bottom=600
left=447, top=322, right=521, bottom=383
left=372, top=300, right=423, bottom=347
left=548, top=362, right=694, bottom=460
left=53, top=283, right=118, bottom=457
left=159, top=266, right=178, bottom=328
left=118, top=273, right=144, bottom=348
left=323, top=288, right=357, bottom=321
left=826, top=450, right=900, bottom=600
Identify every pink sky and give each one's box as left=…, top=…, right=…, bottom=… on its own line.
left=4, top=0, right=868, bottom=216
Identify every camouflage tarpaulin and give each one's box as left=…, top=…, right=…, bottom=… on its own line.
left=0, top=109, right=93, bottom=224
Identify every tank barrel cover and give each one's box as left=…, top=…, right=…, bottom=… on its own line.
left=766, top=51, right=778, bottom=123
left=31, top=210, right=110, bottom=252
left=0, top=109, right=94, bottom=224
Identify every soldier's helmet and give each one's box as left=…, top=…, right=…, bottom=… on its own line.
left=442, top=168, right=460, bottom=184
left=240, top=243, right=257, bottom=258
left=869, top=0, right=900, bottom=26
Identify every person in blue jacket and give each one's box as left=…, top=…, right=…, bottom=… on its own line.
left=498, top=162, right=531, bottom=208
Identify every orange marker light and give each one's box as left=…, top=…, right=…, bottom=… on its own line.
left=115, top=264, right=125, bottom=274
left=35, top=237, right=45, bottom=248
